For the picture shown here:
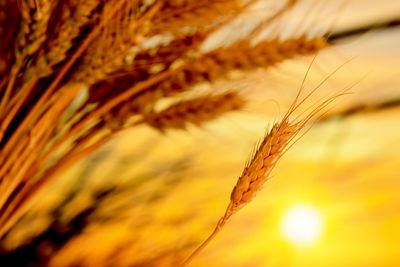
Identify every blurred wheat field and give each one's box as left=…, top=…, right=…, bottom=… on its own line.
left=1, top=0, right=400, bottom=266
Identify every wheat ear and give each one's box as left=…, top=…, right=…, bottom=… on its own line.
left=25, top=0, right=100, bottom=81
left=180, top=117, right=301, bottom=266
left=139, top=92, right=245, bottom=131
left=180, top=58, right=351, bottom=266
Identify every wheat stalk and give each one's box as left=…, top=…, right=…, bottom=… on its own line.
left=180, top=117, right=302, bottom=266
left=180, top=61, right=351, bottom=266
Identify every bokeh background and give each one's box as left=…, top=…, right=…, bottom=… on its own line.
left=1, top=0, right=400, bottom=266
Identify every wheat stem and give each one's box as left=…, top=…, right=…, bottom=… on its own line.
left=0, top=118, right=144, bottom=236
left=36, top=66, right=182, bottom=168
left=181, top=215, right=228, bottom=267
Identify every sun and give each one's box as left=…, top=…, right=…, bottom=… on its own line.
left=281, top=204, right=323, bottom=246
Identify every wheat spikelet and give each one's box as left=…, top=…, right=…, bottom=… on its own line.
left=139, top=92, right=245, bottom=131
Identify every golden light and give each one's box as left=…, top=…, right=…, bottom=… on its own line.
left=281, top=204, right=323, bottom=246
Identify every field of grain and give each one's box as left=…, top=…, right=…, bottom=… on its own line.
left=0, top=0, right=399, bottom=266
